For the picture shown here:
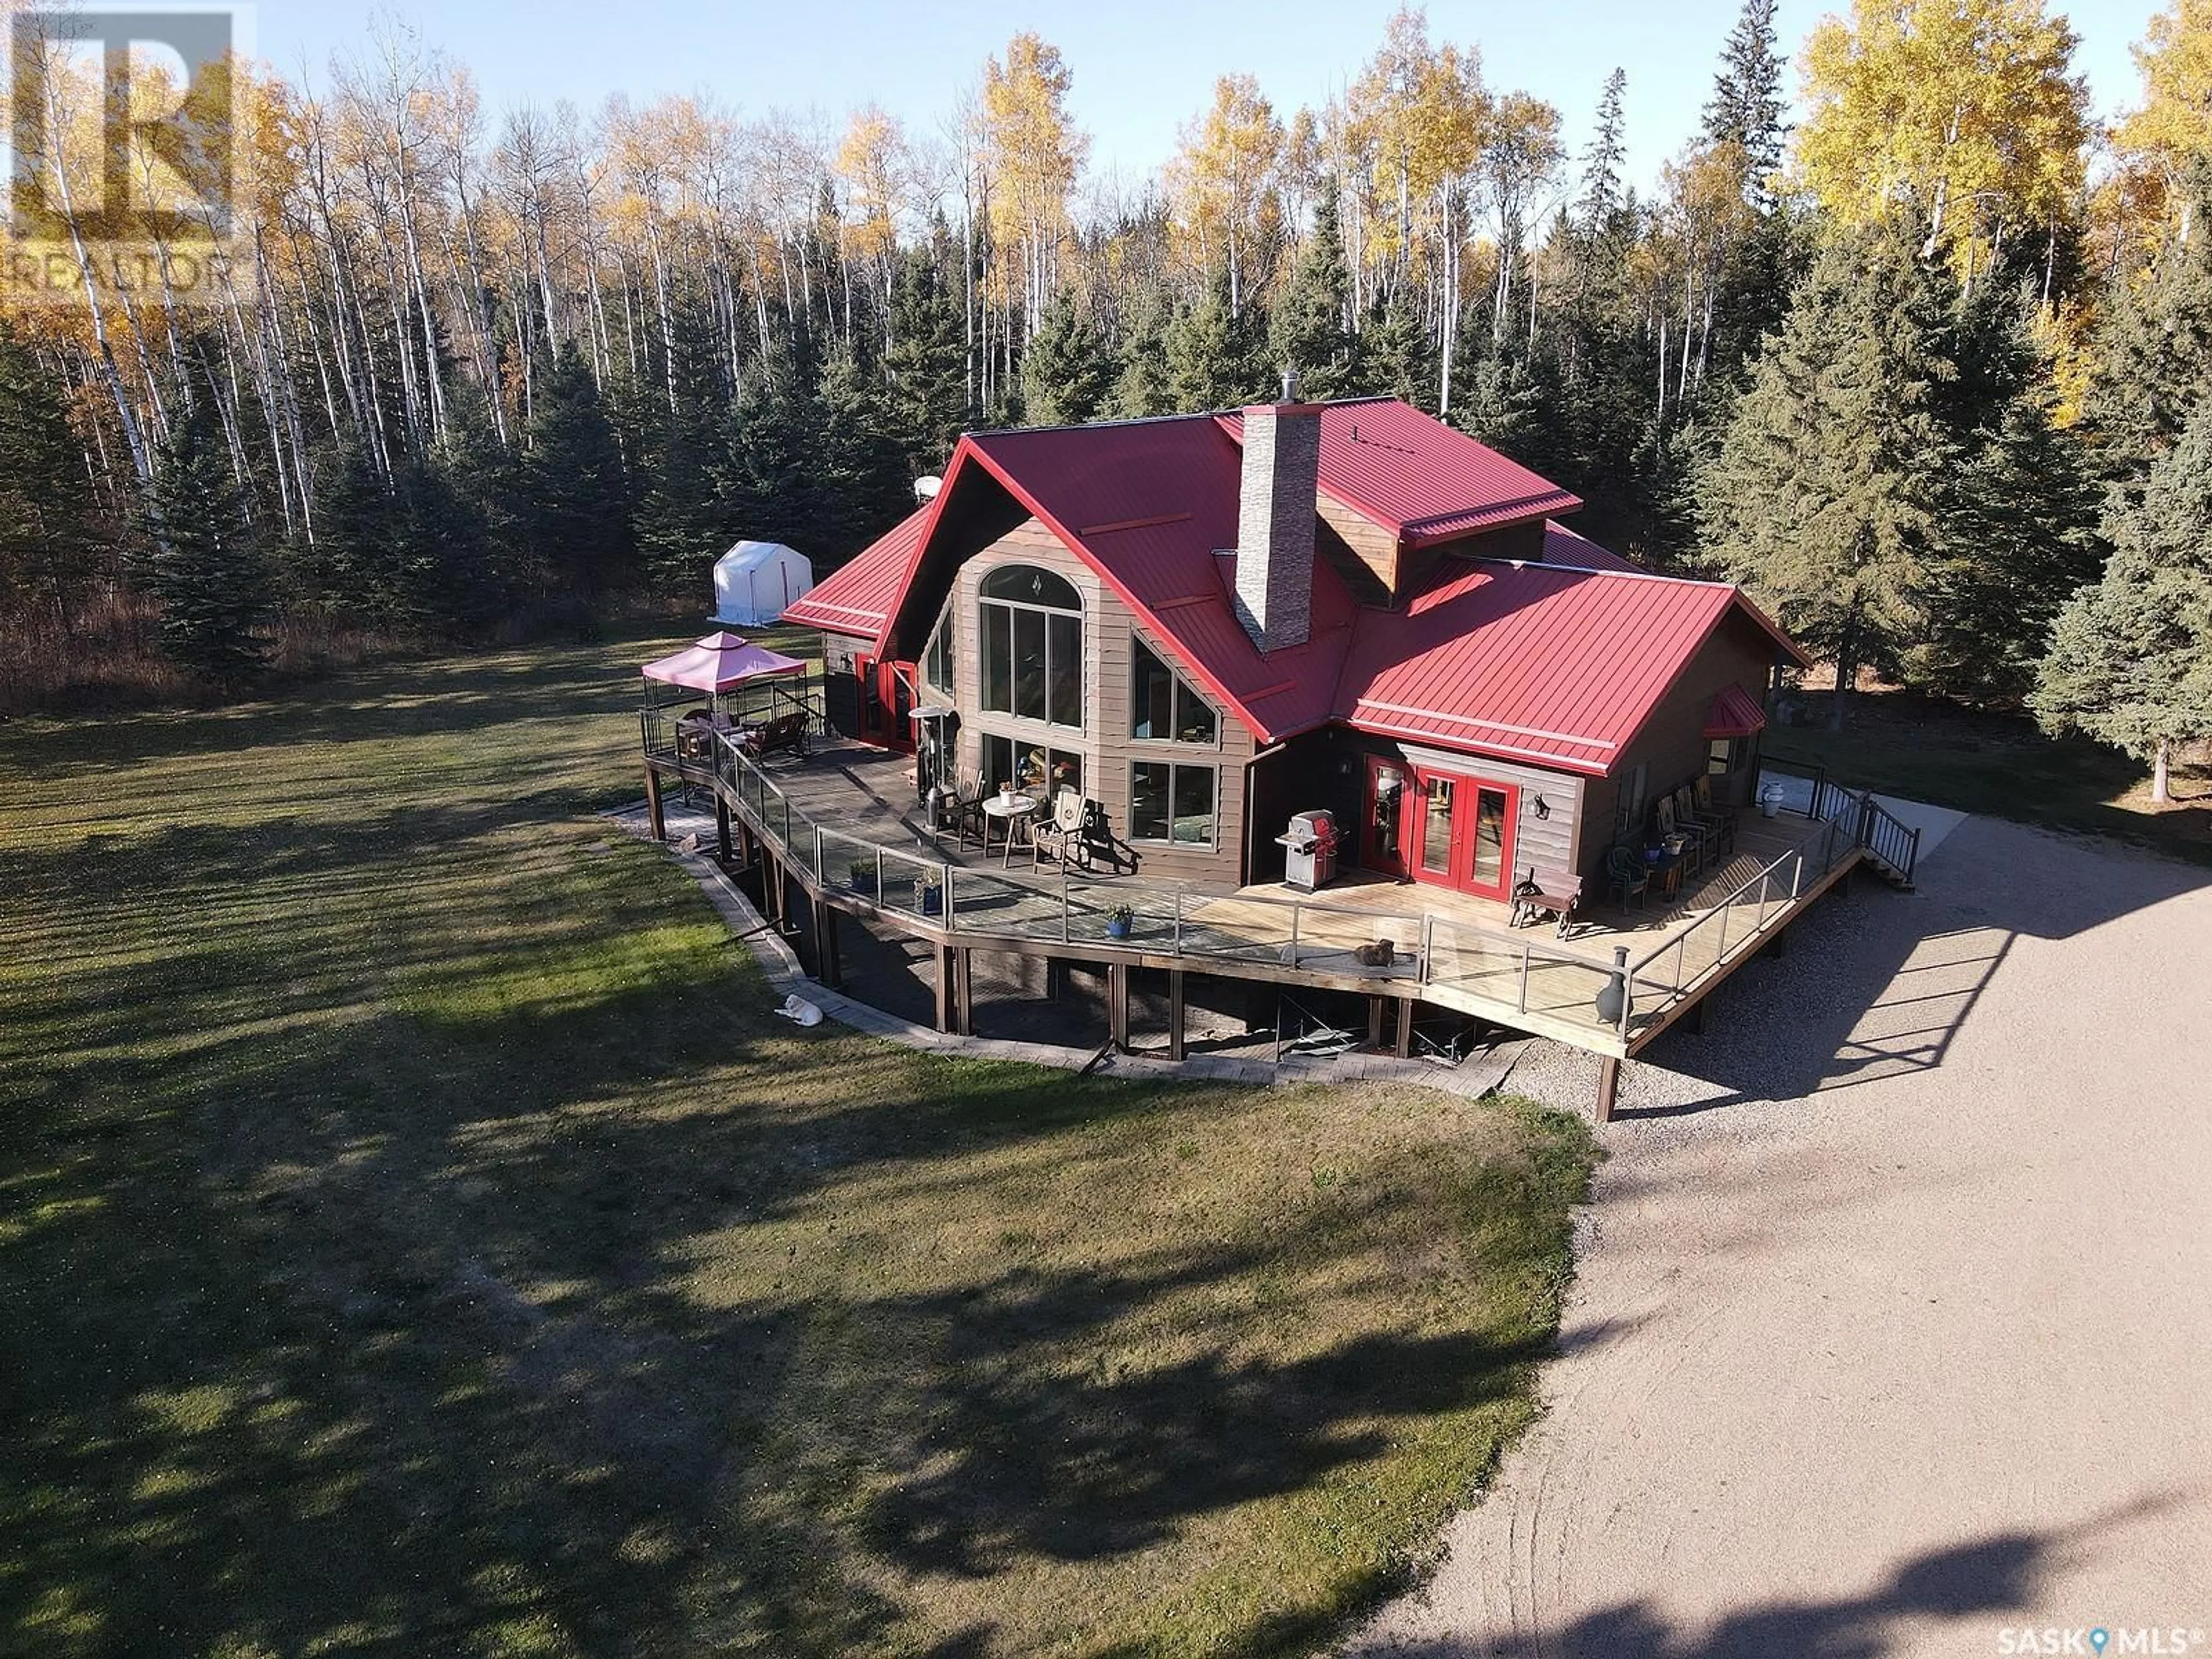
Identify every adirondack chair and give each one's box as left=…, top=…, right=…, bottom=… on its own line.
left=1511, top=866, right=1585, bottom=938
left=1031, top=788, right=1088, bottom=868
left=1654, top=793, right=1708, bottom=878
left=1691, top=774, right=1737, bottom=856
left=1607, top=843, right=1651, bottom=911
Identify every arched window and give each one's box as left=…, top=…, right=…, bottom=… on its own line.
left=980, top=565, right=1081, bottom=609
left=979, top=564, right=1083, bottom=728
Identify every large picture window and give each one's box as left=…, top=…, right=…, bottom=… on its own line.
left=1131, top=640, right=1218, bottom=744
left=979, top=565, right=1083, bottom=729
left=1130, top=761, right=1217, bottom=847
left=924, top=609, right=953, bottom=696
left=982, top=732, right=1084, bottom=800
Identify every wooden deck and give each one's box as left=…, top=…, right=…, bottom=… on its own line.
left=647, top=734, right=1864, bottom=1070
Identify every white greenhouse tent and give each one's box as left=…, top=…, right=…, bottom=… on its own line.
left=711, top=540, right=814, bottom=626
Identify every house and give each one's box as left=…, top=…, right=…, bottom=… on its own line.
left=783, top=393, right=1806, bottom=906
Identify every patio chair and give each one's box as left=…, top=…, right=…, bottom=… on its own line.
left=1654, top=794, right=1709, bottom=879
left=941, top=777, right=987, bottom=850
left=1691, top=775, right=1737, bottom=857
left=1031, top=787, right=1087, bottom=868
left=1607, top=843, right=1651, bottom=911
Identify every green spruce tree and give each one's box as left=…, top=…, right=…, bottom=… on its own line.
left=885, top=233, right=969, bottom=468
left=1698, top=226, right=1956, bottom=726
left=1702, top=0, right=1789, bottom=204
left=140, top=415, right=268, bottom=686
left=1166, top=266, right=1268, bottom=410
left=519, top=343, right=633, bottom=610
left=1270, top=183, right=1359, bottom=399
left=1022, top=292, right=1116, bottom=426
left=2034, top=399, right=2212, bottom=801
left=0, top=325, right=97, bottom=624
left=1112, top=294, right=1176, bottom=418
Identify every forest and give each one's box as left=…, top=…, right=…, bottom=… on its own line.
left=1, top=0, right=2209, bottom=789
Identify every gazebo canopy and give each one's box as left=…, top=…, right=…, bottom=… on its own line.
left=641, top=631, right=807, bottom=694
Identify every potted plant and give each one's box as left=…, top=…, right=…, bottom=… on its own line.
left=847, top=858, right=878, bottom=897
left=914, top=868, right=945, bottom=916
left=1105, top=903, right=1135, bottom=940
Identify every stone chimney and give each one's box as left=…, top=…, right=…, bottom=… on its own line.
left=1232, top=374, right=1323, bottom=653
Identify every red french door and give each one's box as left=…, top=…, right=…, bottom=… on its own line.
left=1403, top=769, right=1517, bottom=902
left=855, top=657, right=918, bottom=751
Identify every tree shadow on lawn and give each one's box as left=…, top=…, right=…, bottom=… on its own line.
left=5, top=904, right=1569, bottom=1657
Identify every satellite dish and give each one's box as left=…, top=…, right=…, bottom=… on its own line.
left=914, top=475, right=942, bottom=502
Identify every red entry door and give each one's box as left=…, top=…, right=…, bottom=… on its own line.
left=1403, top=770, right=1517, bottom=902
left=855, top=657, right=918, bottom=751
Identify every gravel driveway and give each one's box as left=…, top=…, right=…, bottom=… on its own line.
left=1350, top=812, right=2212, bottom=1657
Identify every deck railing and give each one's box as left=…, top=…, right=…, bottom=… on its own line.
left=675, top=729, right=1876, bottom=1047
left=1613, top=813, right=1853, bottom=1040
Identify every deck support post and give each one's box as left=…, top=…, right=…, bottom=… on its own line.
left=1682, top=995, right=1706, bottom=1035
left=1367, top=995, right=1387, bottom=1052
left=813, top=900, right=842, bottom=990
left=1395, top=997, right=1416, bottom=1059
left=1166, top=969, right=1187, bottom=1062
left=934, top=942, right=959, bottom=1034
left=1108, top=962, right=1131, bottom=1053
left=954, top=948, right=974, bottom=1036
left=714, top=794, right=732, bottom=863
left=645, top=767, right=665, bottom=842
left=1045, top=959, right=1068, bottom=1001
left=1764, top=925, right=1789, bottom=958
left=1596, top=1056, right=1620, bottom=1124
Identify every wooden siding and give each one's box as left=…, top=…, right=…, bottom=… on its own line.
left=1609, top=612, right=1777, bottom=838
left=1396, top=741, right=1584, bottom=885
left=1316, top=494, right=1400, bottom=599
left=944, top=518, right=1255, bottom=885
left=820, top=630, right=868, bottom=737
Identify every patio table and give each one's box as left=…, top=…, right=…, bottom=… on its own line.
left=982, top=793, right=1037, bottom=867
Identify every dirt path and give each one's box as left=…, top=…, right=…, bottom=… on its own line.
left=1350, top=815, right=2212, bottom=1657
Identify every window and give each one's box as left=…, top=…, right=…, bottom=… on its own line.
left=1130, top=761, right=1217, bottom=847
left=1709, top=736, right=1752, bottom=775
left=982, top=732, right=1083, bottom=800
left=979, top=564, right=1082, bottom=729
left=1131, top=640, right=1218, bottom=744
left=925, top=609, right=953, bottom=695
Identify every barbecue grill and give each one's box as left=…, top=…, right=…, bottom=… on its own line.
left=1277, top=809, right=1340, bottom=893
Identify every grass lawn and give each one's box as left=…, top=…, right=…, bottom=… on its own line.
left=1768, top=690, right=2212, bottom=863
left=0, top=627, right=1593, bottom=1659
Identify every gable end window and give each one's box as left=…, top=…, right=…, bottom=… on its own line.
left=1131, top=639, right=1219, bottom=745
left=979, top=564, right=1082, bottom=730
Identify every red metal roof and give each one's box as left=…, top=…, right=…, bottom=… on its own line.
left=780, top=503, right=933, bottom=649
left=1541, top=519, right=1645, bottom=573
left=792, top=400, right=1806, bottom=774
left=960, top=419, right=1355, bottom=741
left=1705, top=682, right=1769, bottom=738
left=1217, top=398, right=1581, bottom=547
left=1338, top=563, right=1767, bottom=773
